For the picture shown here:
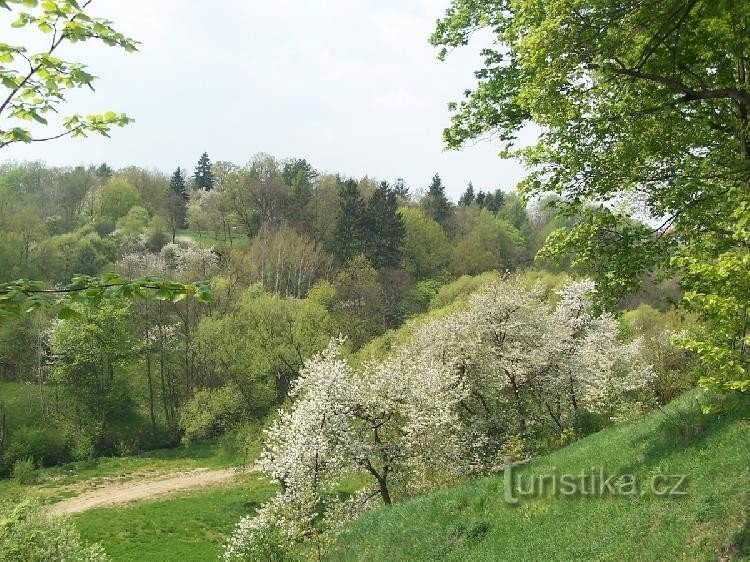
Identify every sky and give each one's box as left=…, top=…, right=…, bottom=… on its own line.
left=0, top=0, right=533, bottom=200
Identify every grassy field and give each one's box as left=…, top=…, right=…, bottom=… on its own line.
left=74, top=474, right=276, bottom=561
left=176, top=229, right=249, bottom=249
left=330, top=392, right=750, bottom=561
left=0, top=437, right=258, bottom=500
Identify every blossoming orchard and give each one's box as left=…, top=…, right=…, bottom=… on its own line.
left=223, top=278, right=654, bottom=559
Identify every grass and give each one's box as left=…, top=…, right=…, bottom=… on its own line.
left=75, top=474, right=276, bottom=562
left=330, top=392, right=750, bottom=561
left=0, top=436, right=259, bottom=504
left=176, top=229, right=249, bottom=250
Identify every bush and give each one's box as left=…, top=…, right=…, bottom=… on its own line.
left=2, top=426, right=70, bottom=471
left=11, top=457, right=36, bottom=485
left=0, top=498, right=108, bottom=561
left=179, top=385, right=247, bottom=445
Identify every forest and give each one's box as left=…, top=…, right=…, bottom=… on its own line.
left=0, top=1, right=748, bottom=561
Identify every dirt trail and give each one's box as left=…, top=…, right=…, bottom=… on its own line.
left=48, top=467, right=252, bottom=516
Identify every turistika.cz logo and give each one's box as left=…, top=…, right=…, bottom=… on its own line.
left=503, top=463, right=688, bottom=504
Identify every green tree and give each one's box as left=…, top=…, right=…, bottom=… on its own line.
left=331, top=255, right=386, bottom=349
left=51, top=300, right=137, bottom=452
left=421, top=173, right=452, bottom=228
left=96, top=178, right=141, bottom=226
left=458, top=181, right=475, bottom=207
left=281, top=157, right=317, bottom=225
left=401, top=207, right=452, bottom=280
left=363, top=181, right=406, bottom=269
left=0, top=3, right=203, bottom=315
left=332, top=179, right=366, bottom=264
left=195, top=290, right=335, bottom=404
left=432, top=0, right=750, bottom=393
left=194, top=152, right=214, bottom=191
left=167, top=167, right=188, bottom=241
left=451, top=210, right=524, bottom=275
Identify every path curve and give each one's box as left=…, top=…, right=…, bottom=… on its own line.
left=48, top=467, right=253, bottom=516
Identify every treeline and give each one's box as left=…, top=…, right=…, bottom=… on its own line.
left=0, top=153, right=567, bottom=475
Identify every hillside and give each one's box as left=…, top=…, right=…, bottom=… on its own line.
left=329, top=392, right=750, bottom=561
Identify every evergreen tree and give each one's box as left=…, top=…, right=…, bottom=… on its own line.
left=421, top=173, right=452, bottom=228
left=475, top=190, right=487, bottom=208
left=485, top=189, right=505, bottom=214
left=282, top=158, right=317, bottom=224
left=95, top=162, right=113, bottom=180
left=332, top=179, right=366, bottom=263
left=168, top=167, right=188, bottom=240
left=458, top=181, right=475, bottom=207
left=392, top=177, right=409, bottom=199
left=170, top=167, right=187, bottom=200
left=194, top=152, right=214, bottom=191
left=363, top=181, right=406, bottom=269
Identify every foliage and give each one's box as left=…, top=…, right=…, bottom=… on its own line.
left=225, top=277, right=654, bottom=559
left=0, top=498, right=107, bottom=562
left=194, top=152, right=214, bottom=191
left=400, top=207, right=452, bottom=281
left=431, top=0, right=750, bottom=394
left=0, top=0, right=136, bottom=150
left=179, top=385, right=248, bottom=445
left=421, top=173, right=452, bottom=229
left=11, top=457, right=35, bottom=485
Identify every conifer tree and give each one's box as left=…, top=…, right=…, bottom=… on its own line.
left=421, top=173, right=452, bottom=228
left=364, top=181, right=406, bottom=269
left=392, top=177, right=410, bottom=199
left=458, top=181, right=475, bottom=207
left=168, top=167, right=188, bottom=241
left=332, top=179, right=366, bottom=263
left=486, top=189, right=505, bottom=213
left=194, top=152, right=214, bottom=191
left=475, top=191, right=487, bottom=208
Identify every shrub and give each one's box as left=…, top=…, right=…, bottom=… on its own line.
left=11, top=457, right=36, bottom=485
left=0, top=498, right=108, bottom=561
left=2, top=426, right=70, bottom=470
left=179, top=385, right=247, bottom=445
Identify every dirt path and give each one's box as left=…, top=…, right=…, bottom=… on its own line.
left=48, top=467, right=252, bottom=516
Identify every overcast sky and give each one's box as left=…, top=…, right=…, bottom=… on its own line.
left=1, top=0, right=532, bottom=200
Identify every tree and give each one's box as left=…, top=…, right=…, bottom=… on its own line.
left=0, top=1, right=204, bottom=316
left=167, top=167, right=188, bottom=242
left=363, top=181, right=406, bottom=269
left=95, top=163, right=113, bottom=180
left=332, top=179, right=366, bottom=264
left=458, top=181, right=475, bottom=207
left=431, top=0, right=750, bottom=393
left=331, top=255, right=386, bottom=348
left=421, top=173, right=452, bottom=228
left=392, top=177, right=410, bottom=199
left=194, top=152, right=214, bottom=191
left=96, top=178, right=141, bottom=226
left=451, top=210, right=523, bottom=275
left=225, top=278, right=653, bottom=559
left=0, top=0, right=135, bottom=150
left=281, top=157, right=317, bottom=225
left=485, top=189, right=505, bottom=214
left=400, top=208, right=452, bottom=280
left=51, top=300, right=137, bottom=453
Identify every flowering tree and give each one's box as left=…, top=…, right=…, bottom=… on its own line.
left=225, top=277, right=654, bottom=560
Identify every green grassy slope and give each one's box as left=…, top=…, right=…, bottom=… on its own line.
left=330, top=392, right=750, bottom=561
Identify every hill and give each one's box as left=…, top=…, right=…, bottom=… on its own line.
left=329, top=392, right=750, bottom=561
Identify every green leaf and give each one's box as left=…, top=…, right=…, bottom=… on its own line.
left=57, top=306, right=80, bottom=320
